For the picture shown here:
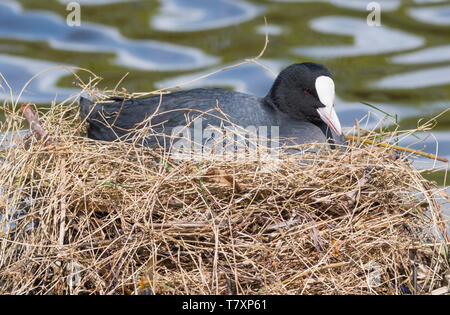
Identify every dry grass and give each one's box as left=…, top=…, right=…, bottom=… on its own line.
left=0, top=88, right=448, bottom=295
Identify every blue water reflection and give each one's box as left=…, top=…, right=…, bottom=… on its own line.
left=294, top=16, right=424, bottom=58
left=409, top=5, right=450, bottom=26
left=152, top=0, right=263, bottom=32
left=374, top=66, right=450, bottom=89
left=0, top=54, right=78, bottom=103
left=269, top=0, right=401, bottom=11
left=391, top=45, right=450, bottom=64
left=58, top=0, right=136, bottom=5
left=156, top=59, right=287, bottom=96
left=0, top=1, right=218, bottom=71
left=399, top=131, right=450, bottom=169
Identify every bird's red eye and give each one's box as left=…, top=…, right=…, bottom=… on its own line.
left=304, top=89, right=311, bottom=95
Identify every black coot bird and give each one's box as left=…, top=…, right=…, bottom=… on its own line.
left=80, top=62, right=345, bottom=151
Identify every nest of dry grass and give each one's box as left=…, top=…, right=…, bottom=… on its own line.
left=0, top=88, right=449, bottom=295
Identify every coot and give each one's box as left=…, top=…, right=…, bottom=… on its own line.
left=80, top=62, right=345, bottom=151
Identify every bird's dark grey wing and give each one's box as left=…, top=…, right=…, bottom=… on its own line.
left=145, top=88, right=276, bottom=128
left=279, top=121, right=328, bottom=145
left=79, top=88, right=274, bottom=139
left=79, top=96, right=96, bottom=122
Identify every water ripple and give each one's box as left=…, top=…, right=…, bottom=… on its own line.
left=58, top=0, right=135, bottom=5
left=294, top=16, right=424, bottom=58
left=269, top=0, right=400, bottom=11
left=256, top=24, right=284, bottom=36
left=409, top=5, right=450, bottom=26
left=374, top=66, right=450, bottom=89
left=151, top=0, right=263, bottom=32
left=391, top=45, right=450, bottom=64
left=0, top=1, right=218, bottom=71
left=0, top=54, right=78, bottom=104
left=336, top=99, right=425, bottom=129
left=414, top=0, right=447, bottom=3
left=398, top=130, right=450, bottom=170
left=155, top=59, right=288, bottom=96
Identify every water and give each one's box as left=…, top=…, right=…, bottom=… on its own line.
left=409, top=5, right=450, bottom=26
left=0, top=0, right=448, bottom=216
left=293, top=16, right=424, bottom=58
left=151, top=0, right=264, bottom=32
left=0, top=1, right=217, bottom=71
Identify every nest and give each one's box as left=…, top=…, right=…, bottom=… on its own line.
left=0, top=89, right=449, bottom=295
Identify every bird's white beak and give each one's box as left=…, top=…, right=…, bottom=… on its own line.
left=315, top=76, right=342, bottom=136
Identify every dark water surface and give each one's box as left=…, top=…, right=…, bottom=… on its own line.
left=0, top=0, right=448, bottom=219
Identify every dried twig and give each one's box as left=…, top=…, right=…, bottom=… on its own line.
left=21, top=103, right=55, bottom=151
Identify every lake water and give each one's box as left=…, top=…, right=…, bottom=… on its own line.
left=0, top=0, right=448, bottom=226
